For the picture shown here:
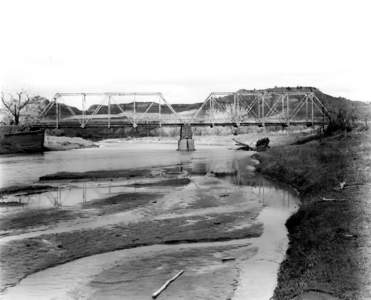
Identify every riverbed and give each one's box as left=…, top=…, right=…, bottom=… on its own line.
left=0, top=139, right=299, bottom=299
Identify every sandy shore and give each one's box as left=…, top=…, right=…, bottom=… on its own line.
left=44, top=135, right=98, bottom=151
left=254, top=130, right=371, bottom=299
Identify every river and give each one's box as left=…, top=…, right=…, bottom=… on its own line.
left=0, top=139, right=299, bottom=299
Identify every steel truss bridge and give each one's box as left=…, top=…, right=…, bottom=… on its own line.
left=35, top=91, right=329, bottom=129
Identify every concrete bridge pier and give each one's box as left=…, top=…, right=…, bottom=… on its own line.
left=178, top=124, right=195, bottom=151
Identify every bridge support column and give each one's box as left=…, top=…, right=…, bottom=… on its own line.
left=178, top=124, right=195, bottom=151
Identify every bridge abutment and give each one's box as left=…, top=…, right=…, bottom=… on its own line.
left=178, top=124, right=195, bottom=151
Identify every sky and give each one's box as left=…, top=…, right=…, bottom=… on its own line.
left=0, top=0, right=370, bottom=104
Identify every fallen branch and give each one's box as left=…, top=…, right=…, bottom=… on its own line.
left=152, top=270, right=184, bottom=299
left=222, top=257, right=236, bottom=262
left=232, top=138, right=254, bottom=151
left=321, top=197, right=346, bottom=201
left=232, top=138, right=250, bottom=146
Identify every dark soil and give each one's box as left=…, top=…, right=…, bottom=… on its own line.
left=83, top=192, right=163, bottom=214
left=0, top=208, right=87, bottom=231
left=0, top=185, right=56, bottom=196
left=125, top=178, right=191, bottom=187
left=0, top=201, right=25, bottom=207
left=39, top=168, right=153, bottom=181
left=254, top=131, right=371, bottom=300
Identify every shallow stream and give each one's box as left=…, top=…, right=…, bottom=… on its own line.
left=0, top=140, right=299, bottom=299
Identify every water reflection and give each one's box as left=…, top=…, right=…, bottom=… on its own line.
left=1, top=176, right=295, bottom=213
left=0, top=143, right=297, bottom=238
left=1, top=157, right=296, bottom=212
left=1, top=182, right=134, bottom=209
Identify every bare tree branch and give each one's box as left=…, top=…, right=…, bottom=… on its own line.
left=1, top=94, right=15, bottom=117
left=19, top=95, right=32, bottom=110
left=1, top=91, right=34, bottom=125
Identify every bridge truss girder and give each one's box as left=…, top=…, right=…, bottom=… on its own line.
left=190, top=91, right=328, bottom=127
left=40, top=92, right=182, bottom=129
left=39, top=91, right=329, bottom=128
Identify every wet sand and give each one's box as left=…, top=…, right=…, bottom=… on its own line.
left=0, top=141, right=299, bottom=299
left=5, top=240, right=258, bottom=300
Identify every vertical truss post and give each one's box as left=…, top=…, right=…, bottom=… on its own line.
left=286, top=94, right=290, bottom=126
left=233, top=93, right=237, bottom=124
left=81, top=93, right=86, bottom=128
left=258, top=94, right=260, bottom=122
left=262, top=93, right=265, bottom=127
left=281, top=94, right=285, bottom=121
left=236, top=93, right=240, bottom=126
left=55, top=97, right=59, bottom=129
left=158, top=96, right=161, bottom=126
left=311, top=94, right=314, bottom=126
left=305, top=94, right=309, bottom=124
left=212, top=97, right=215, bottom=125
left=209, top=96, right=212, bottom=124
left=133, top=94, right=136, bottom=127
left=108, top=95, right=111, bottom=128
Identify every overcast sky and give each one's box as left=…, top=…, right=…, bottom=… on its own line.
left=0, top=0, right=370, bottom=103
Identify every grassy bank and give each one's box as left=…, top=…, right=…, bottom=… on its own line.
left=254, top=131, right=371, bottom=299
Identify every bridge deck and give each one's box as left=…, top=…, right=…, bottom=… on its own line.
left=32, top=120, right=326, bottom=128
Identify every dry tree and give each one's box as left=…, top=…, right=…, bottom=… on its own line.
left=1, top=91, right=32, bottom=125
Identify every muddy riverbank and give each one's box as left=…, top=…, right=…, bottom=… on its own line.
left=254, top=130, right=371, bottom=300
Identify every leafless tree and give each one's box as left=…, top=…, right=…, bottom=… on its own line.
left=1, top=91, right=32, bottom=125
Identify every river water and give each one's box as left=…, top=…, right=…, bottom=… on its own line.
left=0, top=139, right=299, bottom=300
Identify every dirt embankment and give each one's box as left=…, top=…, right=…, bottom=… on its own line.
left=254, top=131, right=371, bottom=300
left=44, top=135, right=98, bottom=151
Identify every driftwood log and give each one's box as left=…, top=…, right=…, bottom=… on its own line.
left=233, top=137, right=270, bottom=152
left=152, top=270, right=184, bottom=299
left=232, top=138, right=253, bottom=151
